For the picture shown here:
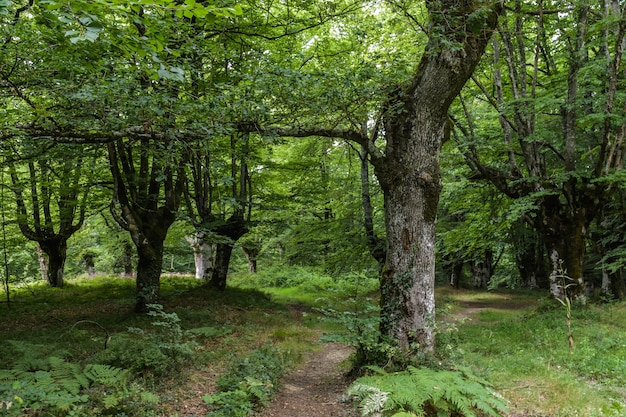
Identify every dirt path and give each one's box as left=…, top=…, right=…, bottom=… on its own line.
left=258, top=342, right=359, bottom=417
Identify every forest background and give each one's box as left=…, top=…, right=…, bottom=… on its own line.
left=1, top=0, right=626, bottom=416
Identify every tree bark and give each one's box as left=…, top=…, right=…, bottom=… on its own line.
left=38, top=238, right=67, bottom=287
left=359, top=144, right=385, bottom=267
left=187, top=233, right=217, bottom=280
left=36, top=243, right=49, bottom=283
left=135, top=238, right=165, bottom=313
left=208, top=216, right=248, bottom=290
left=369, top=1, right=502, bottom=353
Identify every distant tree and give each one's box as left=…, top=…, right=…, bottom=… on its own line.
left=5, top=141, right=94, bottom=286
left=454, top=0, right=626, bottom=299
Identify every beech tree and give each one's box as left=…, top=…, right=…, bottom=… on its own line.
left=454, top=0, right=626, bottom=299
left=254, top=1, right=503, bottom=352
left=4, top=141, right=93, bottom=286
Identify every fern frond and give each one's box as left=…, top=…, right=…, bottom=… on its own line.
left=350, top=366, right=508, bottom=417
left=346, top=383, right=389, bottom=417
left=83, top=364, right=129, bottom=387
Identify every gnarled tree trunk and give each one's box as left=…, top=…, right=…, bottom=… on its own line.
left=369, top=1, right=501, bottom=353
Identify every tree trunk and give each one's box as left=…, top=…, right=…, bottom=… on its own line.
left=366, top=1, right=501, bottom=354
left=360, top=144, right=386, bottom=267
left=135, top=238, right=165, bottom=313
left=470, top=250, right=493, bottom=289
left=208, top=216, right=248, bottom=290
left=241, top=246, right=259, bottom=273
left=539, top=193, right=588, bottom=300
left=611, top=270, right=625, bottom=300
left=38, top=239, right=67, bottom=287
left=36, top=243, right=48, bottom=282
left=376, top=112, right=444, bottom=353
left=122, top=241, right=134, bottom=277
left=210, top=243, right=235, bottom=290
left=187, top=234, right=216, bottom=280
left=450, top=260, right=463, bottom=289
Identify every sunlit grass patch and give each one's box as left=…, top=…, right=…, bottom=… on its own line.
left=455, top=298, right=626, bottom=416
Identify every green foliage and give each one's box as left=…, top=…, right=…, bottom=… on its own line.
left=347, top=366, right=508, bottom=417
left=91, top=304, right=196, bottom=379
left=203, top=344, right=290, bottom=417
left=320, top=302, right=399, bottom=369
left=0, top=343, right=157, bottom=417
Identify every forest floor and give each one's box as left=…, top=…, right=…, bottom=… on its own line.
left=257, top=291, right=532, bottom=417
left=258, top=341, right=359, bottom=417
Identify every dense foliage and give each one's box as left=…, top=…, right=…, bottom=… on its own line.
left=1, top=0, right=626, bottom=414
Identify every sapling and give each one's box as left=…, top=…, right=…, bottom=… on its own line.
left=555, top=261, right=575, bottom=354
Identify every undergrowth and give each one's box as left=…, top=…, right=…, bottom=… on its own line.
left=0, top=341, right=159, bottom=416
left=202, top=344, right=290, bottom=417
left=346, top=365, right=508, bottom=417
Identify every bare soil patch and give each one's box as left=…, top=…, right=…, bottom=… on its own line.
left=258, top=342, right=358, bottom=417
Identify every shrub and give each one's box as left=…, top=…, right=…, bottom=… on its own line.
left=203, top=344, right=289, bottom=417
left=91, top=304, right=196, bottom=379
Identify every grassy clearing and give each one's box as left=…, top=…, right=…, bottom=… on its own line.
left=440, top=288, right=626, bottom=417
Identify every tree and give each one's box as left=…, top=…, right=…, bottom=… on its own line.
left=255, top=0, right=503, bottom=353
left=108, top=137, right=186, bottom=312
left=454, top=0, right=626, bottom=299
left=5, top=140, right=93, bottom=286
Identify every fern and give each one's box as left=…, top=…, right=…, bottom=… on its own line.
left=83, top=364, right=129, bottom=387
left=0, top=342, right=143, bottom=416
left=346, top=366, right=508, bottom=417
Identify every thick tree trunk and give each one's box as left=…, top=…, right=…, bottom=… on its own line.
left=135, top=239, right=165, bottom=313
left=539, top=193, right=588, bottom=300
left=611, top=271, right=626, bottom=300
left=210, top=243, right=235, bottom=290
left=470, top=250, right=493, bottom=289
left=376, top=111, right=445, bottom=353
left=208, top=216, right=248, bottom=290
left=38, top=239, right=67, bottom=287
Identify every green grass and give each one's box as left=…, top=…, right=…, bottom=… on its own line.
left=441, top=288, right=626, bottom=416
left=2, top=272, right=626, bottom=416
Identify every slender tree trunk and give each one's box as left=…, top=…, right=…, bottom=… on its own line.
left=450, top=260, right=463, bottom=289
left=122, top=241, right=134, bottom=277
left=360, top=144, right=385, bottom=266
left=36, top=243, right=48, bottom=282
left=241, top=246, right=259, bottom=273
